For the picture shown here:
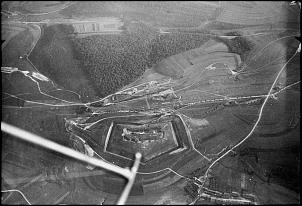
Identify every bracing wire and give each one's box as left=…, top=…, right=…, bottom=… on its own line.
left=1, top=122, right=141, bottom=205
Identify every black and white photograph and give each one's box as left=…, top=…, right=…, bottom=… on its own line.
left=1, top=1, right=300, bottom=205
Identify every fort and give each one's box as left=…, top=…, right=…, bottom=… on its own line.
left=105, top=121, right=179, bottom=162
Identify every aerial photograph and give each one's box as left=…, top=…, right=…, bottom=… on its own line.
left=1, top=1, right=300, bottom=205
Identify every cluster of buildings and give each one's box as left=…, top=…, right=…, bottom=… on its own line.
left=71, top=17, right=124, bottom=34
left=199, top=191, right=257, bottom=205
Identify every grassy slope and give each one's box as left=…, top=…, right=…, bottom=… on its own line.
left=29, top=24, right=98, bottom=102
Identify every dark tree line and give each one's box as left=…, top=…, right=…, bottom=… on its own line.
left=149, top=33, right=210, bottom=66
left=213, top=33, right=255, bottom=62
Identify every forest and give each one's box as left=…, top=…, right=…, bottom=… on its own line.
left=72, top=23, right=210, bottom=97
